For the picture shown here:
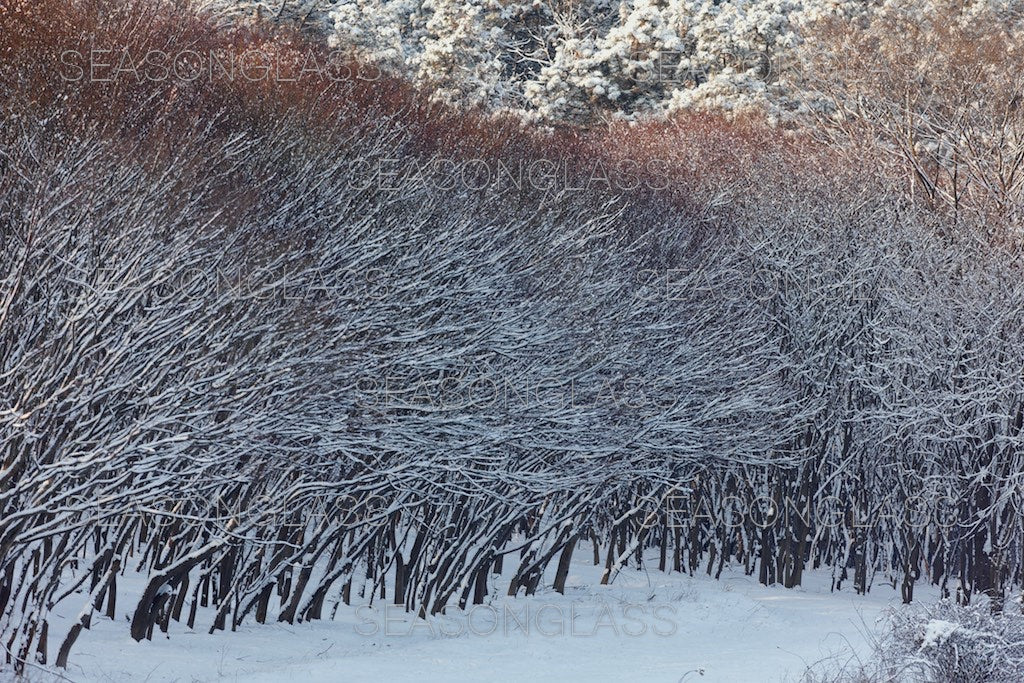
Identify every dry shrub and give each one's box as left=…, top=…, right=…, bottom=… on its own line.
left=0, top=0, right=415, bottom=138
left=801, top=600, right=1024, bottom=683
left=798, top=0, right=1024, bottom=230
left=0, top=1, right=542, bottom=168
left=0, top=0, right=771, bottom=219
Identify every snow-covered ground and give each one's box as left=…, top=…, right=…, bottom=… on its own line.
left=46, top=555, right=937, bottom=683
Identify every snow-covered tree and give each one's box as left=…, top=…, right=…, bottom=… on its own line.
left=320, top=0, right=861, bottom=121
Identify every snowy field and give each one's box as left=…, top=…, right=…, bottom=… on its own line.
left=43, top=554, right=937, bottom=683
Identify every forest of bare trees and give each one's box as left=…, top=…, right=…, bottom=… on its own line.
left=4, top=1, right=1024, bottom=677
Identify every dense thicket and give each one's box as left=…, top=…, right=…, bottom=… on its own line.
left=2, top=0, right=1024, bottom=675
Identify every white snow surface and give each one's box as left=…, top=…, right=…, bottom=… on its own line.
left=42, top=555, right=938, bottom=683
left=919, top=618, right=960, bottom=650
